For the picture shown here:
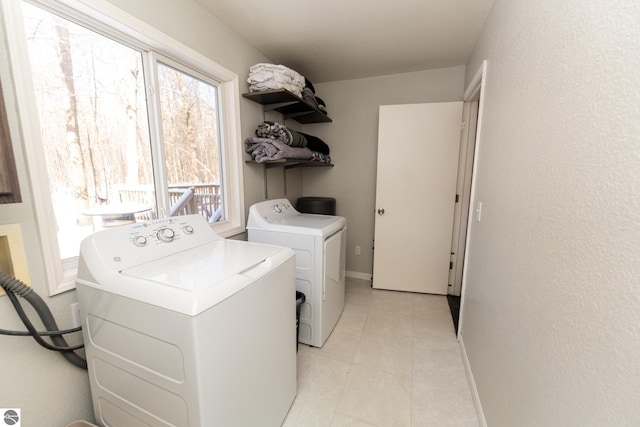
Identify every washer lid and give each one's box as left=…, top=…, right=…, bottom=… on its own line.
left=78, top=239, right=293, bottom=316
left=121, top=239, right=281, bottom=291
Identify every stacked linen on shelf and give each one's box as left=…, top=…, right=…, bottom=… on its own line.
left=256, top=121, right=307, bottom=147
left=309, top=152, right=331, bottom=163
left=248, top=63, right=305, bottom=97
left=315, top=97, right=328, bottom=114
left=245, top=138, right=313, bottom=163
left=255, top=121, right=331, bottom=154
left=300, top=131, right=330, bottom=155
left=245, top=121, right=332, bottom=164
left=301, top=78, right=328, bottom=115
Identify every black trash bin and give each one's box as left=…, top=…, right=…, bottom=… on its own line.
left=295, top=291, right=306, bottom=351
left=296, top=197, right=336, bottom=215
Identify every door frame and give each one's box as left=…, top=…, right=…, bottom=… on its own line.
left=452, top=60, right=487, bottom=339
left=449, top=99, right=479, bottom=296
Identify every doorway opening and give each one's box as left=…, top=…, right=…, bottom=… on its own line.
left=447, top=60, right=487, bottom=334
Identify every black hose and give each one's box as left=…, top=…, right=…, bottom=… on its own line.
left=0, top=271, right=32, bottom=296
left=1, top=272, right=87, bottom=369
left=5, top=290, right=85, bottom=351
left=0, top=325, right=82, bottom=336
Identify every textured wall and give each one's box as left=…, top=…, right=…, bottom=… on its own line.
left=462, top=0, right=640, bottom=425
left=303, top=67, right=466, bottom=275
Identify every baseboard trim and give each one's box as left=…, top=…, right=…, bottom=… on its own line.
left=345, top=271, right=372, bottom=281
left=458, top=336, right=487, bottom=427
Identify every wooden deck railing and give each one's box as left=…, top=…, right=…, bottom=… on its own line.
left=112, top=183, right=221, bottom=222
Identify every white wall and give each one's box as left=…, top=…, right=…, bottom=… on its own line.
left=303, top=67, right=466, bottom=275
left=461, top=0, right=640, bottom=425
left=0, top=0, right=284, bottom=425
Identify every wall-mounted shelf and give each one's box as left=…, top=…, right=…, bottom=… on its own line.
left=244, top=87, right=333, bottom=197
left=245, top=159, right=333, bottom=169
left=245, top=160, right=333, bottom=198
left=242, top=89, right=332, bottom=124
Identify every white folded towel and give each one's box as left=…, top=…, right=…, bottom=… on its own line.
left=248, top=63, right=305, bottom=97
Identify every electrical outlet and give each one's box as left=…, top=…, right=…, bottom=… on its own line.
left=355, top=245, right=361, bottom=256
left=71, top=302, right=80, bottom=327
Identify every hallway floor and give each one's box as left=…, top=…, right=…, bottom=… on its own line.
left=283, top=278, right=479, bottom=427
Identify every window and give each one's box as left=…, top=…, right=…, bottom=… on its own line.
left=0, top=82, right=22, bottom=204
left=2, top=0, right=244, bottom=294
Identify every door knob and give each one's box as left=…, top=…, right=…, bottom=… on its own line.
left=377, top=208, right=385, bottom=215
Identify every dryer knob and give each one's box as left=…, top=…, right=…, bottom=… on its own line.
left=273, top=204, right=282, bottom=213
left=183, top=225, right=194, bottom=234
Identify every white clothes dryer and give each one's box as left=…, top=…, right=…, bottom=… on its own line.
left=247, top=198, right=346, bottom=348
left=76, top=214, right=296, bottom=427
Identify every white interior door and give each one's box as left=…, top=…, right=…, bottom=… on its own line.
left=373, top=102, right=462, bottom=294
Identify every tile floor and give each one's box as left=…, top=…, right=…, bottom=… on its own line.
left=283, top=278, right=479, bottom=427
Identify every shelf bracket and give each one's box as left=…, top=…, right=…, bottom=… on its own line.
left=246, top=159, right=333, bottom=198
left=261, top=163, right=288, bottom=198
left=263, top=164, right=269, bottom=199
left=283, top=167, right=287, bottom=195
left=262, top=101, right=298, bottom=112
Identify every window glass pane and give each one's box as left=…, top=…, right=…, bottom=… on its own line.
left=22, top=3, right=153, bottom=259
left=157, top=62, right=224, bottom=223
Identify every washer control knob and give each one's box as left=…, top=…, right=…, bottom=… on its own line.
left=183, top=225, right=194, bottom=234
left=157, top=227, right=176, bottom=242
left=273, top=204, right=282, bottom=213
left=133, top=235, right=147, bottom=247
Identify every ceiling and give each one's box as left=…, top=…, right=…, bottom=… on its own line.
left=194, top=0, right=495, bottom=83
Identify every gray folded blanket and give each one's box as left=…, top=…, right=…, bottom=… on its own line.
left=245, top=137, right=313, bottom=163
left=302, top=87, right=320, bottom=110
left=255, top=121, right=307, bottom=147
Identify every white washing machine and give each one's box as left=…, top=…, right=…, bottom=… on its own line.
left=76, top=214, right=296, bottom=427
left=247, top=198, right=346, bottom=348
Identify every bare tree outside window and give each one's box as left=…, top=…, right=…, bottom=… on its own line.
left=158, top=63, right=223, bottom=220
left=22, top=3, right=223, bottom=260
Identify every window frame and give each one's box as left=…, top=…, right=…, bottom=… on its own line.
left=1, top=0, right=245, bottom=295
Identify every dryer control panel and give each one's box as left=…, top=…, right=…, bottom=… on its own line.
left=249, top=198, right=299, bottom=222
